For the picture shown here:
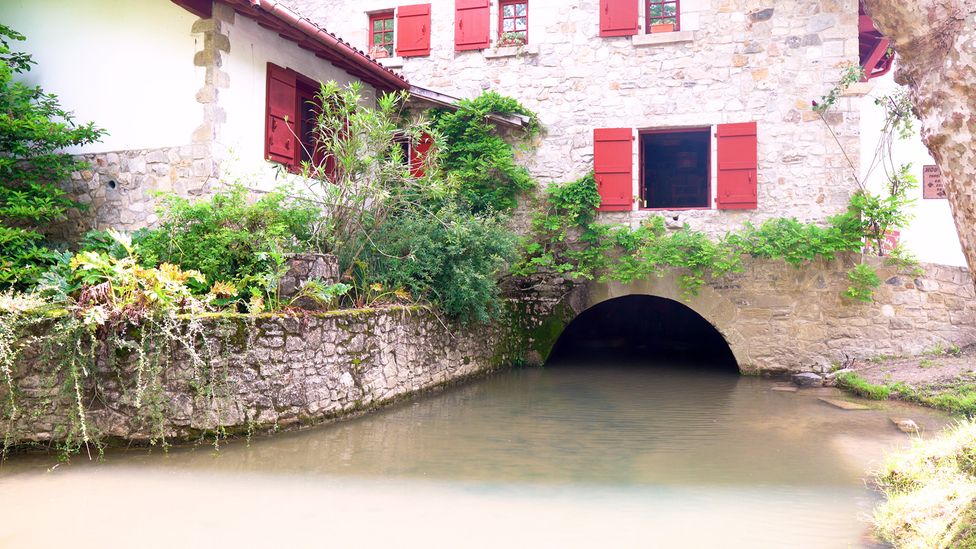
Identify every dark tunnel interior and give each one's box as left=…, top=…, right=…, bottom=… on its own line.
left=546, top=295, right=739, bottom=372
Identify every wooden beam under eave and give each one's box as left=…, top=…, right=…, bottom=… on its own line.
left=172, top=0, right=213, bottom=19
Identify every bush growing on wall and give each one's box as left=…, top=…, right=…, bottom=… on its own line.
left=430, top=91, right=540, bottom=213
left=0, top=25, right=105, bottom=290
left=303, top=82, right=520, bottom=322
left=132, top=184, right=320, bottom=310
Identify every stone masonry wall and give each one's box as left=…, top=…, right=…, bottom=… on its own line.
left=289, top=0, right=863, bottom=237
left=54, top=145, right=217, bottom=240
left=6, top=306, right=533, bottom=445
left=582, top=254, right=976, bottom=375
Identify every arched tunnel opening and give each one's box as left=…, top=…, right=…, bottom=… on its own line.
left=547, top=295, right=739, bottom=373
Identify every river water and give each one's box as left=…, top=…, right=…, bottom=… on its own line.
left=0, top=362, right=949, bottom=548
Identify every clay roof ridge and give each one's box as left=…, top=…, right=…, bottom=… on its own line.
left=217, top=0, right=408, bottom=90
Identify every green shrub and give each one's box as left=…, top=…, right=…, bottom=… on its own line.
left=430, top=91, right=540, bottom=213
left=133, top=184, right=319, bottom=307
left=365, top=204, right=516, bottom=323
left=0, top=25, right=105, bottom=290
left=844, top=263, right=882, bottom=302
left=303, top=82, right=520, bottom=322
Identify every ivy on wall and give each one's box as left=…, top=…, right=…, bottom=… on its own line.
left=512, top=173, right=885, bottom=300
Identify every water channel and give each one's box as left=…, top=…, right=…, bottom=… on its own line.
left=0, top=360, right=949, bottom=548
left=0, top=296, right=952, bottom=547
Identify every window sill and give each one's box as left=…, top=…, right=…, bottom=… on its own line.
left=377, top=57, right=404, bottom=69
left=638, top=206, right=711, bottom=212
left=631, top=30, right=695, bottom=47
left=484, top=43, right=539, bottom=59
left=841, top=81, right=874, bottom=97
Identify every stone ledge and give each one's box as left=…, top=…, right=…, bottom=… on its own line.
left=378, top=56, right=404, bottom=69
left=484, top=44, right=540, bottom=59
left=631, top=30, right=695, bottom=47
left=841, top=81, right=875, bottom=97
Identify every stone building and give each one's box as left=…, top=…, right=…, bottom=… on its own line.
left=6, top=0, right=965, bottom=266
left=286, top=0, right=965, bottom=266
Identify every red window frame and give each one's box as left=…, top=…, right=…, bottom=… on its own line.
left=645, top=0, right=679, bottom=32
left=638, top=127, right=711, bottom=211
left=498, top=0, right=528, bottom=45
left=368, top=11, right=395, bottom=56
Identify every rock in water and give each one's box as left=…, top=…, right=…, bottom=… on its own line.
left=890, top=417, right=920, bottom=434
left=792, top=372, right=824, bottom=387
left=818, top=397, right=870, bottom=410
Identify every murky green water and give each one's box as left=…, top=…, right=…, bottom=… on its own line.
left=0, top=362, right=949, bottom=548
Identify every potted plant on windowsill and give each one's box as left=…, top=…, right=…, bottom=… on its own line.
left=650, top=22, right=675, bottom=33
left=369, top=45, right=390, bottom=59
left=497, top=32, right=526, bottom=49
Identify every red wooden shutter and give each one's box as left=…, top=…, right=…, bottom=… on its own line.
left=410, top=132, right=434, bottom=177
left=600, top=0, right=638, bottom=37
left=265, top=63, right=298, bottom=167
left=593, top=128, right=634, bottom=211
left=455, top=0, right=490, bottom=51
left=716, top=122, right=758, bottom=210
left=397, top=4, right=432, bottom=57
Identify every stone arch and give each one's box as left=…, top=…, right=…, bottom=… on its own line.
left=525, top=272, right=754, bottom=373
left=583, top=277, right=751, bottom=371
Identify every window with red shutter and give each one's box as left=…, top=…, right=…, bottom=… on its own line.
left=409, top=132, right=434, bottom=178
left=455, top=0, right=490, bottom=51
left=265, top=63, right=298, bottom=168
left=369, top=11, right=395, bottom=57
left=397, top=4, right=431, bottom=57
left=716, top=122, right=758, bottom=210
left=599, top=0, right=638, bottom=37
left=593, top=128, right=634, bottom=212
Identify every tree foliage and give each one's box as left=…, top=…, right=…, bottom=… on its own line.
left=0, top=25, right=105, bottom=289
left=430, top=91, right=540, bottom=213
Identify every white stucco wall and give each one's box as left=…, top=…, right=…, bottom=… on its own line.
left=218, top=13, right=379, bottom=185
left=859, top=70, right=966, bottom=267
left=2, top=0, right=202, bottom=153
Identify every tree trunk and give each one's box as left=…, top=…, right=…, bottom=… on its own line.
left=861, top=0, right=976, bottom=279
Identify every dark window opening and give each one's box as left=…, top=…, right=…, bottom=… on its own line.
left=547, top=295, right=738, bottom=372
left=298, top=88, right=319, bottom=165
left=640, top=129, right=710, bottom=209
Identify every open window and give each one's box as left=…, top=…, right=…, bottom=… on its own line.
left=593, top=123, right=756, bottom=211
left=499, top=0, right=528, bottom=46
left=645, top=0, right=678, bottom=32
left=639, top=129, right=709, bottom=209
left=265, top=63, right=335, bottom=177
left=368, top=11, right=395, bottom=58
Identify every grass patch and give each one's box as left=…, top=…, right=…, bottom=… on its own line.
left=874, top=420, right=976, bottom=548
left=836, top=373, right=976, bottom=417
left=926, top=385, right=976, bottom=418
left=836, top=372, right=893, bottom=400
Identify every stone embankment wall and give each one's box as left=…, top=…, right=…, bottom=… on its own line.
left=6, top=306, right=533, bottom=444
